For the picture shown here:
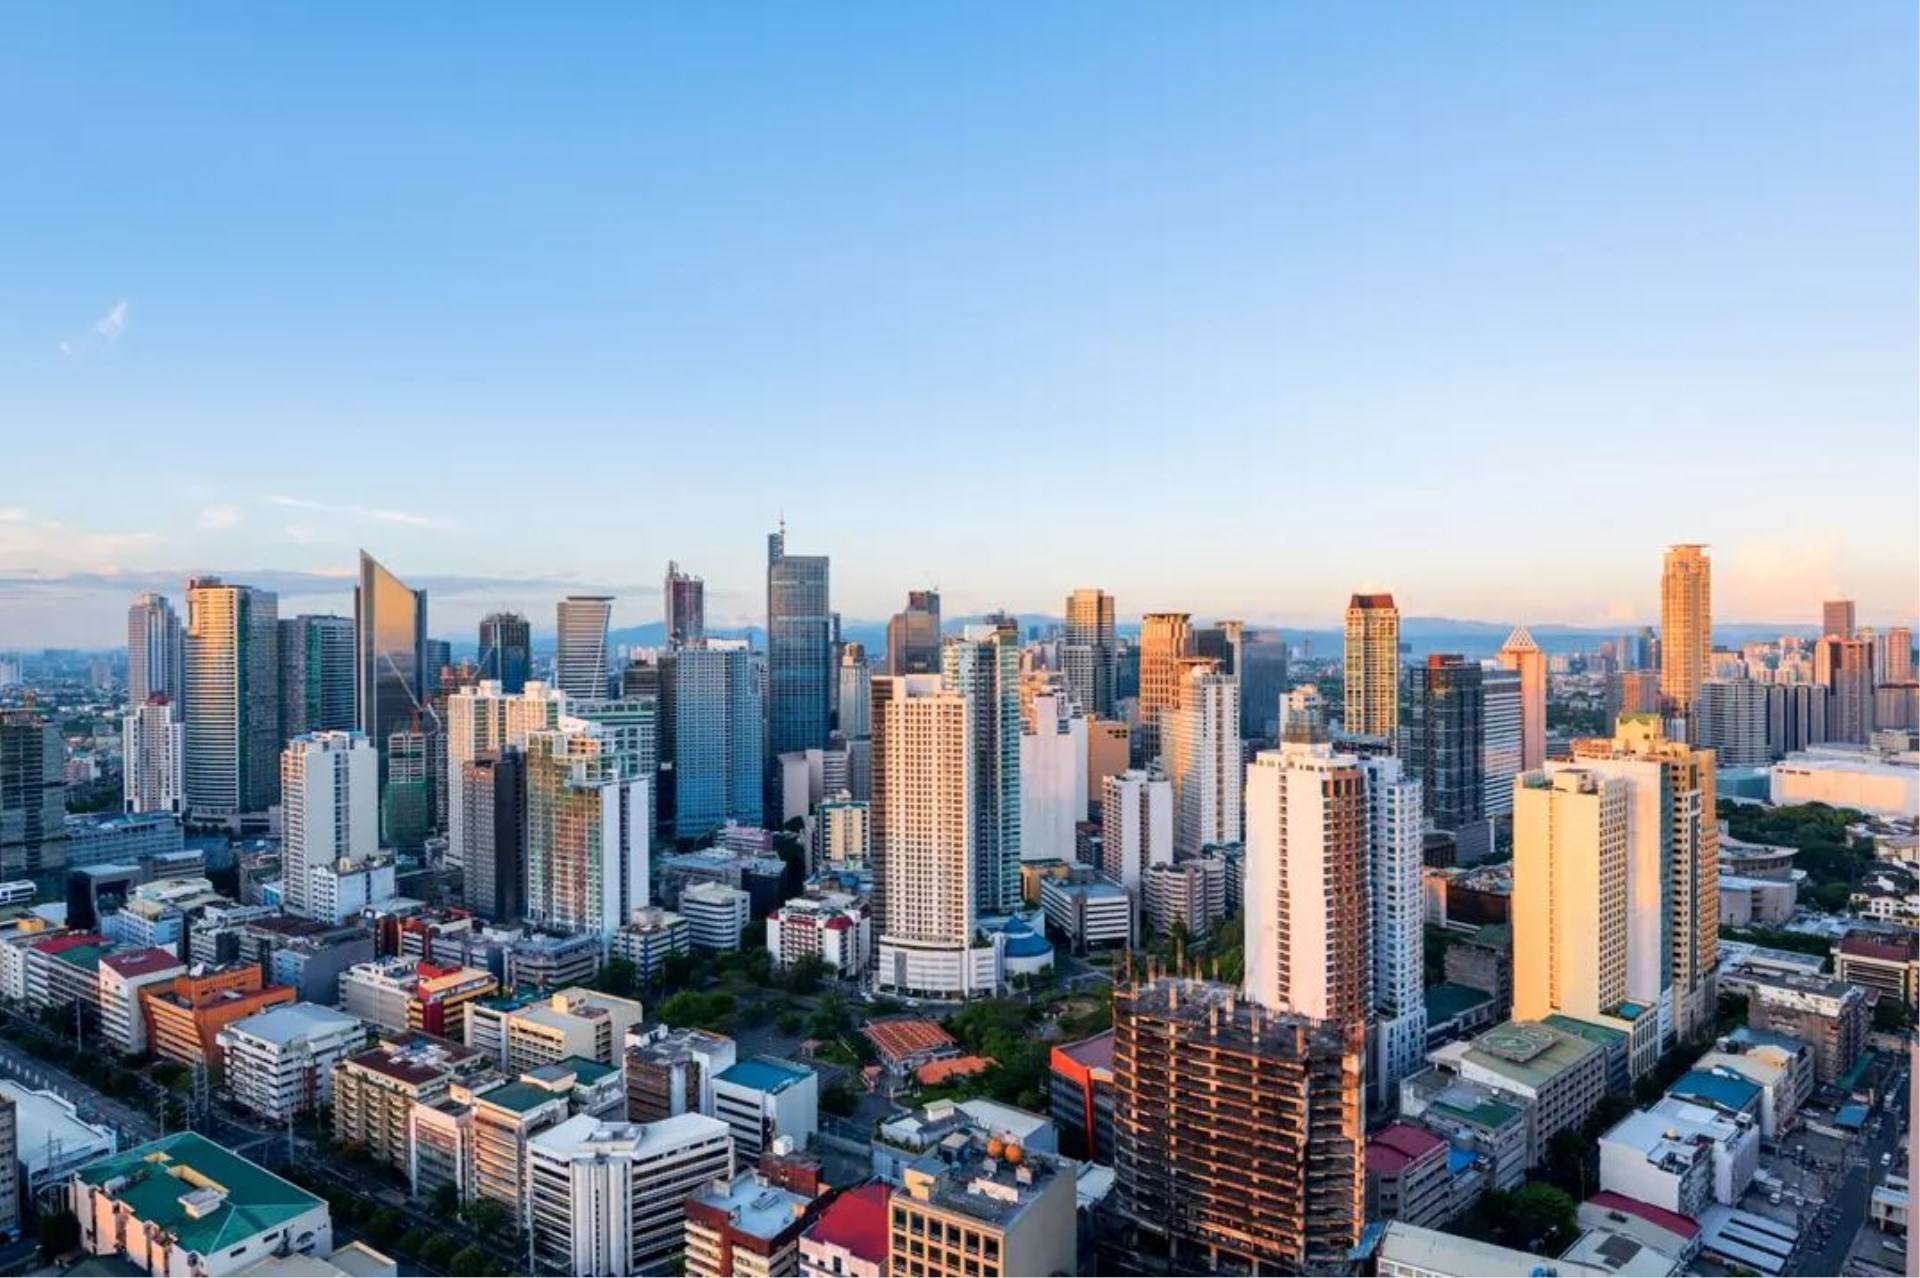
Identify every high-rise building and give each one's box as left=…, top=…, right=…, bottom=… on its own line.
left=1659, top=545, right=1712, bottom=728
left=1062, top=588, right=1119, bottom=720
left=886, top=589, right=942, bottom=676
left=1481, top=668, right=1523, bottom=820
left=1496, top=626, right=1547, bottom=771
left=0, top=711, right=65, bottom=885
left=874, top=675, right=1000, bottom=998
left=1403, top=654, right=1485, bottom=832
left=123, top=698, right=184, bottom=815
left=555, top=596, right=614, bottom=701
left=355, top=551, right=430, bottom=778
left=525, top=717, right=649, bottom=936
left=446, top=679, right=567, bottom=875
left=1344, top=593, right=1400, bottom=742
left=1279, top=685, right=1329, bottom=744
left=1162, top=659, right=1241, bottom=856
left=1365, top=753, right=1427, bottom=1104
left=281, top=732, right=378, bottom=921
left=1606, top=670, right=1663, bottom=729
left=461, top=751, right=525, bottom=921
left=1569, top=716, right=1719, bottom=1044
left=1108, top=975, right=1363, bottom=1275
left=837, top=643, right=872, bottom=739
left=477, top=612, right=532, bottom=693
left=664, top=562, right=705, bottom=649
left=127, top=593, right=183, bottom=706
left=767, top=526, right=833, bottom=776
left=661, top=643, right=764, bottom=840
left=383, top=728, right=432, bottom=855
left=1815, top=636, right=1876, bottom=744
left=1020, top=680, right=1087, bottom=864
left=1697, top=679, right=1770, bottom=767
left=184, top=577, right=280, bottom=816
left=1766, top=682, right=1829, bottom=757
left=1136, top=613, right=1194, bottom=764
left=1886, top=626, right=1915, bottom=684
left=278, top=615, right=355, bottom=740
left=1194, top=620, right=1245, bottom=678
left=944, top=621, right=1023, bottom=917
left=1822, top=600, right=1856, bottom=639
left=1238, top=628, right=1289, bottom=743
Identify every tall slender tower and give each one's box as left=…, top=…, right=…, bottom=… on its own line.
left=554, top=596, right=614, bottom=701
left=1512, top=768, right=1633, bottom=1029
left=281, top=731, right=377, bottom=920
left=664, top=562, right=705, bottom=649
left=355, top=551, right=430, bottom=773
left=1815, top=636, right=1877, bottom=744
left=1659, top=545, right=1711, bottom=728
left=944, top=620, right=1023, bottom=917
left=837, top=643, right=872, bottom=740
left=766, top=525, right=832, bottom=765
left=1062, top=588, right=1118, bottom=718
left=1496, top=625, right=1547, bottom=771
left=1343, top=593, right=1400, bottom=742
left=1822, top=600, right=1856, bottom=639
left=185, top=577, right=280, bottom=815
left=1403, top=654, right=1485, bottom=832
left=1162, top=658, right=1242, bottom=855
left=886, top=590, right=943, bottom=676
left=524, top=717, right=648, bottom=936
left=279, top=615, right=355, bottom=739
left=123, top=699, right=184, bottom=815
left=126, top=593, right=184, bottom=706
left=477, top=612, right=532, bottom=693
left=1886, top=626, right=1915, bottom=684
left=1137, top=613, right=1194, bottom=764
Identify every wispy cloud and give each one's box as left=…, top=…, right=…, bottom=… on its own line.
left=196, top=505, right=245, bottom=531
left=267, top=495, right=453, bottom=529
left=94, top=298, right=129, bottom=343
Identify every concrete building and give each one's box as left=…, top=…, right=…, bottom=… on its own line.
left=713, top=1057, right=818, bottom=1162
left=123, top=698, right=185, bottom=816
left=1744, top=969, right=1868, bottom=1084
left=1600, top=1096, right=1759, bottom=1212
left=280, top=732, right=378, bottom=923
left=767, top=890, right=871, bottom=978
left=684, top=1171, right=825, bottom=1278
left=1693, top=1031, right=1813, bottom=1138
left=1481, top=667, right=1522, bottom=819
left=524, top=715, right=649, bottom=937
left=216, top=1002, right=366, bottom=1121
left=554, top=595, right=614, bottom=701
left=1396, top=1068, right=1529, bottom=1193
left=624, top=1024, right=737, bottom=1122
left=0, top=1093, right=14, bottom=1241
left=682, top=880, right=751, bottom=952
left=1769, top=745, right=1920, bottom=818
left=128, top=592, right=185, bottom=706
left=1162, top=660, right=1242, bottom=855
left=331, top=1032, right=486, bottom=1173
left=1698, top=679, right=1771, bottom=767
left=1366, top=1122, right=1453, bottom=1230
left=143, top=963, right=297, bottom=1073
left=1049, top=1030, right=1115, bottom=1163
left=1835, top=929, right=1920, bottom=1008
left=1404, top=654, right=1485, bottom=832
left=1099, top=769, right=1173, bottom=904
left=183, top=577, right=280, bottom=818
left=1020, top=683, right=1087, bottom=863
left=97, top=947, right=185, bottom=1055
left=466, top=988, right=643, bottom=1073
left=800, top=1181, right=891, bottom=1278
left=1816, top=636, right=1877, bottom=744
left=1142, top=857, right=1229, bottom=937
left=891, top=1129, right=1075, bottom=1278
left=609, top=906, right=691, bottom=983
left=815, top=795, right=871, bottom=870
left=1039, top=871, right=1133, bottom=953
left=1660, top=545, right=1711, bottom=728
left=526, top=1113, right=734, bottom=1276
left=1429, top=1021, right=1608, bottom=1165
left=1136, top=613, right=1194, bottom=765
left=445, top=678, right=565, bottom=883
left=1375, top=1221, right=1612, bottom=1278
left=2, top=1080, right=117, bottom=1202
left=1497, top=626, right=1548, bottom=772
left=1062, top=588, right=1119, bottom=720
left=1344, top=593, right=1400, bottom=743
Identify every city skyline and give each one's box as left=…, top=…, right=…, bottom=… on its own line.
left=2, top=5, right=1914, bottom=645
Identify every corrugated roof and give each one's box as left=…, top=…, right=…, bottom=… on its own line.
left=76, top=1133, right=324, bottom=1257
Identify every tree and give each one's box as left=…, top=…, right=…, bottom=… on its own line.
left=465, top=1197, right=510, bottom=1237
left=1874, top=996, right=1914, bottom=1033
left=1543, top=1128, right=1593, bottom=1199
left=1513, top=1182, right=1578, bottom=1253
left=420, top=1233, right=457, bottom=1269
left=449, top=1245, right=490, bottom=1275
left=397, top=1227, right=433, bottom=1258
left=777, top=1010, right=805, bottom=1035
left=428, top=1183, right=460, bottom=1218
left=366, top=1207, right=404, bottom=1249
left=595, top=957, right=639, bottom=999
left=37, top=1210, right=80, bottom=1262
left=821, top=1078, right=861, bottom=1116
left=783, top=953, right=830, bottom=996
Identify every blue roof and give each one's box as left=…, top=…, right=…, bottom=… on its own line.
left=1001, top=926, right=1053, bottom=958
left=718, top=1056, right=812, bottom=1094
left=1446, top=1147, right=1476, bottom=1176
left=1670, top=1069, right=1761, bottom=1113
left=1836, top=1103, right=1869, bottom=1129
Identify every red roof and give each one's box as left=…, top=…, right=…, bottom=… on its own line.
left=915, top=1055, right=995, bottom=1086
left=32, top=933, right=105, bottom=955
left=100, top=947, right=185, bottom=978
left=1587, top=1191, right=1701, bottom=1240
left=806, top=1183, right=891, bottom=1263
left=1365, top=1123, right=1447, bottom=1173
left=1840, top=934, right=1918, bottom=963
left=862, top=1019, right=958, bottom=1067
left=823, top=916, right=852, bottom=931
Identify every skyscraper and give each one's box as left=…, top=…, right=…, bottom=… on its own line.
left=555, top=596, right=614, bottom=701
left=127, top=593, right=184, bottom=706
left=660, top=643, right=764, bottom=840
left=1886, top=626, right=1915, bottom=684
left=0, top=711, right=65, bottom=886
left=1660, top=544, right=1712, bottom=728
left=281, top=731, right=377, bottom=921
left=1697, top=679, right=1770, bottom=767
left=1136, top=613, right=1193, bottom=764
left=278, top=615, right=355, bottom=740
left=1019, top=679, right=1087, bottom=865
left=1062, top=588, right=1118, bottom=719
left=462, top=751, right=525, bottom=922
left=1403, top=654, right=1485, bottom=833
left=477, top=612, right=533, bottom=693
left=383, top=728, right=431, bottom=855
left=1481, top=667, right=1522, bottom=820
left=886, top=589, right=942, bottom=676
left=836, top=643, right=871, bottom=739
left=1496, top=625, right=1547, bottom=771
left=1101, top=770, right=1174, bottom=897
left=123, top=698, right=184, bottom=815
left=664, top=562, right=705, bottom=649
left=1823, top=600, right=1856, bottom=639
left=944, top=620, right=1023, bottom=917
left=446, top=679, right=566, bottom=875
left=1238, top=628, right=1289, bottom=743
left=1162, top=659, right=1242, bottom=856
left=1344, top=593, right=1400, bottom=742
left=1606, top=670, right=1662, bottom=731
left=1364, top=752, right=1426, bottom=1103
left=185, top=577, right=280, bottom=816
left=1766, top=682, right=1829, bottom=757
left=767, top=525, right=832, bottom=766
left=1194, top=620, right=1245, bottom=678
left=355, top=552, right=430, bottom=777
left=524, top=717, right=648, bottom=937
left=1815, top=636, right=1876, bottom=744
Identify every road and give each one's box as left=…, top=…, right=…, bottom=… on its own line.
left=1794, top=1069, right=1908, bottom=1277
left=0, top=1038, right=158, bottom=1146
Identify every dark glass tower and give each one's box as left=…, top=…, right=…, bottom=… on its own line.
left=1402, top=653, right=1486, bottom=831
left=766, top=524, right=832, bottom=768
left=477, top=612, right=532, bottom=693
left=354, top=551, right=429, bottom=781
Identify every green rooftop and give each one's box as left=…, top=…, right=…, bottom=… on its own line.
left=1468, top=923, right=1512, bottom=951
left=1462, top=1021, right=1602, bottom=1092
left=556, top=1055, right=615, bottom=1084
left=1543, top=1014, right=1627, bottom=1047
left=54, top=944, right=112, bottom=973
left=76, top=1132, right=323, bottom=1257
left=475, top=1081, right=566, bottom=1114
left=1431, top=1095, right=1524, bottom=1130
left=1425, top=982, right=1494, bottom=1024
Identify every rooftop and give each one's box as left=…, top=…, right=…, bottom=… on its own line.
left=1560, top=1227, right=1683, bottom=1276
left=473, top=1081, right=567, bottom=1115
left=863, top=1018, right=959, bottom=1065
left=718, top=1056, right=813, bottom=1095
left=224, top=1002, right=362, bottom=1046
left=1457, top=1020, right=1602, bottom=1092
left=1586, top=1190, right=1702, bottom=1241
left=76, top=1132, right=325, bottom=1257
left=916, top=1055, right=995, bottom=1087
left=688, top=1173, right=816, bottom=1242
left=0, top=1081, right=115, bottom=1166
left=1051, top=1029, right=1114, bottom=1073
left=909, top=1133, right=1062, bottom=1228
left=100, top=947, right=185, bottom=979
left=1366, top=1123, right=1447, bottom=1174
left=1376, top=1221, right=1599, bottom=1277
left=803, top=1181, right=890, bottom=1264
left=1425, top=982, right=1494, bottom=1024
left=344, top=1033, right=479, bottom=1086
left=1669, top=1068, right=1762, bottom=1114
left=1838, top=931, right=1919, bottom=963
left=528, top=1110, right=731, bottom=1158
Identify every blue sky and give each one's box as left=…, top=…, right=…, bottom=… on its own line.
left=2, top=4, right=1914, bottom=645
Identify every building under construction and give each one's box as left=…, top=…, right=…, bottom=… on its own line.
left=1104, top=971, right=1364, bottom=1276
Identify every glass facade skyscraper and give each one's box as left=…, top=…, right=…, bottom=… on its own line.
left=185, top=577, right=280, bottom=816
left=766, top=525, right=832, bottom=767
left=1402, top=654, right=1486, bottom=832
left=555, top=596, right=613, bottom=701
left=354, top=551, right=429, bottom=779
left=662, top=644, right=764, bottom=840
left=279, top=614, right=355, bottom=740
left=477, top=612, right=532, bottom=693
left=943, top=619, right=1023, bottom=917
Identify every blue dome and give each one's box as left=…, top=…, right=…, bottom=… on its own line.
left=1000, top=925, right=1052, bottom=958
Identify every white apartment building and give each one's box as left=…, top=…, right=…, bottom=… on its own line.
left=216, top=1003, right=366, bottom=1122
left=681, top=881, right=751, bottom=952
left=445, top=678, right=567, bottom=872
left=122, top=698, right=184, bottom=815
left=767, top=890, right=872, bottom=977
left=280, top=732, right=377, bottom=922
left=1100, top=769, right=1173, bottom=896
left=526, top=1113, right=734, bottom=1276
left=1019, top=684, right=1087, bottom=863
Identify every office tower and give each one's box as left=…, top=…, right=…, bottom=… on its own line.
left=1162, top=659, right=1242, bottom=855
left=1062, top=588, right=1119, bottom=719
left=661, top=643, right=764, bottom=840
left=875, top=675, right=998, bottom=997
left=1496, top=626, right=1547, bottom=770
left=275, top=615, right=351, bottom=745
left=1344, top=593, right=1400, bottom=742
left=1568, top=716, right=1719, bottom=1044
left=1403, top=654, right=1485, bottom=831
left=383, top=728, right=431, bottom=855
left=281, top=732, right=377, bottom=921
left=944, top=621, right=1023, bottom=916
left=1238, top=628, right=1288, bottom=742
left=184, top=577, right=280, bottom=815
left=664, top=561, right=705, bottom=649
left=1876, top=682, right=1920, bottom=732
left=1697, top=679, right=1771, bottom=767
left=1109, top=975, right=1364, bottom=1275
left=123, top=698, right=184, bottom=815
left=354, top=552, right=430, bottom=775
left=1279, top=685, right=1329, bottom=744
left=1815, top=636, right=1876, bottom=744
left=525, top=717, right=649, bottom=936
left=837, top=643, right=871, bottom=739
left=1101, top=770, right=1174, bottom=897
left=476, top=612, right=532, bottom=693
left=1513, top=769, right=1634, bottom=1034
left=1194, top=620, right=1244, bottom=677
left=1481, top=669, right=1522, bottom=819
left=1020, top=681, right=1087, bottom=863
left=462, top=751, right=525, bottom=921
left=555, top=596, right=614, bottom=701
left=1244, top=741, right=1371, bottom=1027
left=446, top=680, right=567, bottom=874
left=127, top=593, right=184, bottom=705
left=0, top=711, right=65, bottom=884
left=1886, top=626, right=1915, bottom=684
left=1136, top=613, right=1194, bottom=764
left=767, top=526, right=833, bottom=771
left=1659, top=544, right=1712, bottom=726
left=1766, top=682, right=1829, bottom=757
left=1606, top=670, right=1662, bottom=729
left=1365, top=753, right=1426, bottom=1103
left=886, top=589, right=942, bottom=676
left=1823, top=600, right=1856, bottom=639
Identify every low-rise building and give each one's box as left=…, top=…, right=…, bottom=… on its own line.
left=216, top=1002, right=367, bottom=1121
left=1374, top=1221, right=1606, bottom=1278
left=1039, top=873, right=1133, bottom=953
left=504, top=929, right=604, bottom=990
left=624, top=1024, right=737, bottom=1121
left=1396, top=1069, right=1531, bottom=1193
left=682, top=881, right=751, bottom=951
left=1048, top=1030, right=1114, bottom=1163
left=889, top=1129, right=1075, bottom=1278
left=873, top=1098, right=1057, bottom=1187
left=1428, top=1020, right=1608, bottom=1165
left=714, top=1057, right=818, bottom=1162
left=684, top=1170, right=826, bottom=1278
left=610, top=907, right=691, bottom=983
left=1577, top=1192, right=1701, bottom=1270
left=332, top=1033, right=486, bottom=1173
left=523, top=1056, right=625, bottom=1120
left=1141, top=858, right=1229, bottom=938
left=1601, top=1096, right=1760, bottom=1214
left=0, top=1080, right=116, bottom=1201
left=1718, top=874, right=1798, bottom=927
left=1744, top=969, right=1870, bottom=1084
left=799, top=1181, right=890, bottom=1278
left=527, top=1113, right=735, bottom=1276
left=96, top=947, right=186, bottom=1055
left=767, top=890, right=872, bottom=978
left=1836, top=929, right=1920, bottom=1008
left=142, top=962, right=296, bottom=1073
left=465, top=987, right=643, bottom=1072
left=1693, top=1031, right=1814, bottom=1138
left=1366, top=1123, right=1453, bottom=1230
